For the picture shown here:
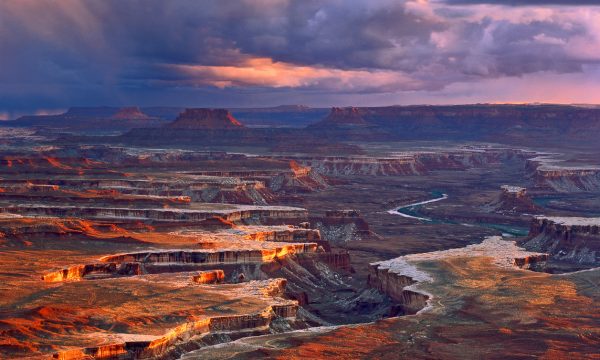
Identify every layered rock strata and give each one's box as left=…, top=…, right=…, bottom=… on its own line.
left=290, top=148, right=528, bottom=176
left=527, top=155, right=600, bottom=192
left=369, top=237, right=548, bottom=314
left=166, top=108, right=244, bottom=129
left=53, top=279, right=298, bottom=360
left=306, top=104, right=600, bottom=146
left=521, top=216, right=600, bottom=265
left=42, top=244, right=319, bottom=282
left=488, top=185, right=537, bottom=213
left=311, top=210, right=374, bottom=245
left=192, top=270, right=226, bottom=284
left=1, top=204, right=307, bottom=225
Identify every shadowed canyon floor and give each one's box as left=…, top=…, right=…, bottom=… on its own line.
left=1, top=107, right=600, bottom=359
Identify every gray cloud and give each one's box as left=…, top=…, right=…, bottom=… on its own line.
left=0, top=0, right=599, bottom=116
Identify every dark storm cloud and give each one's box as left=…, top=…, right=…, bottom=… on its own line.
left=0, top=0, right=599, bottom=116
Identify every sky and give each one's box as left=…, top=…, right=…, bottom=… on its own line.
left=1, top=0, right=600, bottom=119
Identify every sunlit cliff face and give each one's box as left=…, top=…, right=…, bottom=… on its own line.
left=1, top=0, right=600, bottom=115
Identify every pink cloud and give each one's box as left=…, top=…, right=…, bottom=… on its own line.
left=172, top=57, right=424, bottom=92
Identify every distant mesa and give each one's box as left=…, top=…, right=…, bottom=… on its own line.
left=110, top=107, right=151, bottom=120
left=309, top=107, right=370, bottom=128
left=166, top=108, right=245, bottom=129
left=271, top=104, right=311, bottom=111
left=61, top=106, right=153, bottom=120
left=7, top=106, right=164, bottom=132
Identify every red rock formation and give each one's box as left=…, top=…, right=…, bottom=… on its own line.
left=268, top=161, right=330, bottom=193
left=2, top=204, right=308, bottom=225
left=53, top=300, right=299, bottom=360
left=367, top=265, right=428, bottom=315
left=310, top=107, right=369, bottom=128
left=197, top=216, right=237, bottom=229
left=489, top=185, right=538, bottom=213
left=512, top=254, right=549, bottom=269
left=100, top=244, right=319, bottom=265
left=166, top=108, right=244, bottom=129
left=41, top=262, right=143, bottom=282
left=244, top=228, right=321, bottom=243
left=110, top=107, right=151, bottom=120
left=192, top=270, right=225, bottom=284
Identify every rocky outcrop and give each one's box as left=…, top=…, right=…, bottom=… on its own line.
left=311, top=210, right=374, bottom=245
left=41, top=262, right=142, bottom=282
left=369, top=237, right=549, bottom=315
left=268, top=161, right=330, bottom=193
left=309, top=107, right=370, bottom=128
left=244, top=228, right=321, bottom=243
left=110, top=107, right=151, bottom=120
left=291, top=149, right=528, bottom=176
left=166, top=108, right=244, bottom=129
left=533, top=167, right=600, bottom=192
left=54, top=279, right=298, bottom=360
left=100, top=244, right=319, bottom=265
left=512, top=254, right=550, bottom=270
left=293, top=156, right=422, bottom=176
left=521, top=217, right=600, bottom=265
left=488, top=185, right=537, bottom=213
left=192, top=270, right=225, bottom=284
left=143, top=301, right=299, bottom=359
left=0, top=217, right=143, bottom=247
left=297, top=252, right=353, bottom=273
left=523, top=154, right=600, bottom=192
left=3, top=176, right=274, bottom=206
left=367, top=265, right=428, bottom=315
left=41, top=243, right=320, bottom=283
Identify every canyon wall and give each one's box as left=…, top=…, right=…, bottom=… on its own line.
left=1, top=204, right=308, bottom=225
left=306, top=104, right=600, bottom=147
left=310, top=210, right=374, bottom=245
left=291, top=149, right=527, bottom=176
left=521, top=217, right=600, bottom=265
left=533, top=167, right=600, bottom=192
left=367, top=264, right=428, bottom=315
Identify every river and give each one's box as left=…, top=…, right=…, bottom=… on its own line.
left=388, top=191, right=529, bottom=237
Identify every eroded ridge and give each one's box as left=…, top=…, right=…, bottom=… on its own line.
left=368, top=237, right=549, bottom=314
left=52, top=279, right=300, bottom=360
left=521, top=216, right=600, bottom=268
left=41, top=244, right=320, bottom=282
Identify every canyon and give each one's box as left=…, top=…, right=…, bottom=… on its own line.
left=520, top=216, right=600, bottom=269
left=0, top=105, right=599, bottom=359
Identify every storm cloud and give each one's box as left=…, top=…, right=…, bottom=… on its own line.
left=1, top=0, right=599, bottom=117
